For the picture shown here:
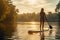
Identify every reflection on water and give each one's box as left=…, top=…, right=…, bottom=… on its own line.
left=12, top=22, right=58, bottom=40
left=0, top=22, right=59, bottom=40
left=0, top=23, right=16, bottom=40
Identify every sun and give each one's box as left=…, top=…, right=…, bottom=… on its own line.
left=28, top=0, right=36, bottom=5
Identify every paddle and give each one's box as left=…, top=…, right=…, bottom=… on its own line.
left=49, top=25, right=53, bottom=29
left=45, top=16, right=53, bottom=29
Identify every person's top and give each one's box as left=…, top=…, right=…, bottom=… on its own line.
left=40, top=8, right=46, bottom=19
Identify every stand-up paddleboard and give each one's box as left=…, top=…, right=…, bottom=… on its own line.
left=28, top=28, right=49, bottom=34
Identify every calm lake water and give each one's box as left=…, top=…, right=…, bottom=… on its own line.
left=13, top=22, right=58, bottom=40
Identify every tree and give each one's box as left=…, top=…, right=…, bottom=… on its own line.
left=0, top=0, right=18, bottom=39
left=55, top=1, right=60, bottom=39
left=55, top=1, right=60, bottom=12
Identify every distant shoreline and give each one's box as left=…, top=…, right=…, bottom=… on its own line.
left=17, top=22, right=58, bottom=25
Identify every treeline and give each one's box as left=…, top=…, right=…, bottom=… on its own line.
left=17, top=13, right=40, bottom=22
left=46, top=12, right=58, bottom=22
left=0, top=0, right=17, bottom=39
left=17, top=12, right=58, bottom=22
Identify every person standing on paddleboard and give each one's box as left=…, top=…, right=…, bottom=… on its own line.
left=40, top=8, right=46, bottom=31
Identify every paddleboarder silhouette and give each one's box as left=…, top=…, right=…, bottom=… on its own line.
left=40, top=8, right=46, bottom=31
left=40, top=8, right=53, bottom=40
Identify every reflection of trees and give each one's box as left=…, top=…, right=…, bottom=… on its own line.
left=0, top=23, right=15, bottom=40
left=0, top=0, right=17, bottom=40
left=55, top=12, right=60, bottom=39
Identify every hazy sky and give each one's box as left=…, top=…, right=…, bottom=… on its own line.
left=11, top=0, right=59, bottom=14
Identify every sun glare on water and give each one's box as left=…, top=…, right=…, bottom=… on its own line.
left=31, top=22, right=36, bottom=25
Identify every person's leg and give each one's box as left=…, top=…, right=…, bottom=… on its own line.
left=40, top=22, right=42, bottom=31
left=41, top=22, right=44, bottom=31
left=42, top=21, right=44, bottom=31
left=40, top=21, right=42, bottom=36
left=40, top=19, right=42, bottom=31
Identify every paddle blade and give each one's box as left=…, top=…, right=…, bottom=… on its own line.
left=49, top=25, right=53, bottom=29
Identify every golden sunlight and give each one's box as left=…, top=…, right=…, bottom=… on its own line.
left=29, top=24, right=38, bottom=30
left=31, top=22, right=36, bottom=25
left=28, top=0, right=36, bottom=5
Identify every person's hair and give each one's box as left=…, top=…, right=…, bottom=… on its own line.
left=41, top=8, right=44, bottom=12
